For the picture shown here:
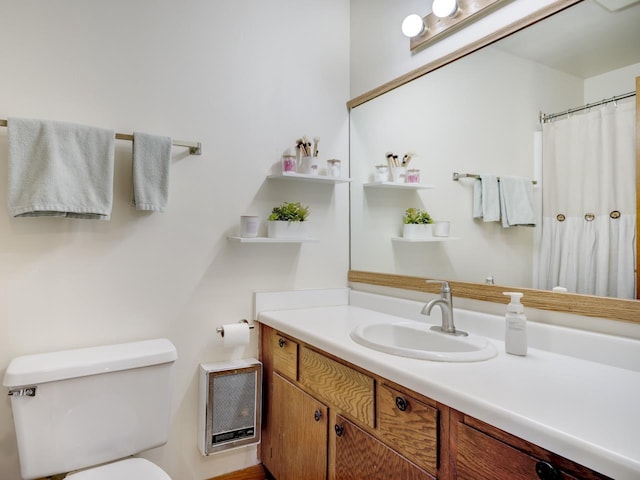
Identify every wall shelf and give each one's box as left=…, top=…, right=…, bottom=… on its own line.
left=227, top=236, right=318, bottom=244
left=268, top=172, right=351, bottom=184
left=391, top=236, right=459, bottom=243
left=363, top=182, right=435, bottom=190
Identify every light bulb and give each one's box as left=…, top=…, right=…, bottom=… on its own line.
left=401, top=14, right=425, bottom=38
left=432, top=0, right=458, bottom=18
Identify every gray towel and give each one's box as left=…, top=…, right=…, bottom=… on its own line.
left=499, top=175, right=536, bottom=227
left=131, top=132, right=172, bottom=212
left=8, top=117, right=115, bottom=219
left=472, top=175, right=501, bottom=222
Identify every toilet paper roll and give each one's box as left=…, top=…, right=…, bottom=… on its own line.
left=221, top=323, right=250, bottom=347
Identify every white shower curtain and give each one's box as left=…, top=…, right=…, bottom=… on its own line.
left=536, top=100, right=636, bottom=299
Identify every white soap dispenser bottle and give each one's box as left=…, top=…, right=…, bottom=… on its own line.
left=503, top=292, right=527, bottom=356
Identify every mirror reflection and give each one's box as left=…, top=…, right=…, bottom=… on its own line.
left=350, top=0, right=640, bottom=299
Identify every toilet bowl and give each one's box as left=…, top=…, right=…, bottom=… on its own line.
left=3, top=339, right=177, bottom=480
left=65, top=458, right=172, bottom=480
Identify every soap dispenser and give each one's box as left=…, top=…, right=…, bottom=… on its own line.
left=503, top=292, right=527, bottom=356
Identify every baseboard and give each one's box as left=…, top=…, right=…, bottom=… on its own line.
left=206, top=463, right=267, bottom=480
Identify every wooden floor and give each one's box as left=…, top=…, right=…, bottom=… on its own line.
left=207, top=463, right=267, bottom=480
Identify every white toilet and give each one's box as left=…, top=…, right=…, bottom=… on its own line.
left=3, top=338, right=177, bottom=480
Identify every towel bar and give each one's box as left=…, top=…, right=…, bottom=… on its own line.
left=0, top=118, right=202, bottom=155
left=453, top=172, right=537, bottom=185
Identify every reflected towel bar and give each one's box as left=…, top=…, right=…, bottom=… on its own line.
left=453, top=172, right=537, bottom=185
left=0, top=118, right=202, bottom=155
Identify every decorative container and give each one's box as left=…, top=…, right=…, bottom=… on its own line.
left=402, top=223, right=433, bottom=239
left=267, top=220, right=310, bottom=239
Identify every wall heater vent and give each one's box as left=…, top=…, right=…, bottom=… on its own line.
left=198, top=359, right=262, bottom=455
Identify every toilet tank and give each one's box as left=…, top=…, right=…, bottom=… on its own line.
left=3, top=338, right=177, bottom=480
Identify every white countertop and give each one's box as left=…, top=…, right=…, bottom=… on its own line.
left=257, top=300, right=640, bottom=480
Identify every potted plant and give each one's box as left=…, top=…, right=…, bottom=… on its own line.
left=267, top=202, right=310, bottom=239
left=402, top=207, right=434, bottom=239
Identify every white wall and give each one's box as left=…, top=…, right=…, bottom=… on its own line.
left=584, top=62, right=640, bottom=102
left=0, top=1, right=349, bottom=479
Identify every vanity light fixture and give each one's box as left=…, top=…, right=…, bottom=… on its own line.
left=401, top=13, right=426, bottom=38
left=432, top=0, right=458, bottom=18
left=407, top=0, right=507, bottom=51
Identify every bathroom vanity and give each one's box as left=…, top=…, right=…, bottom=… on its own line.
left=256, top=291, right=640, bottom=480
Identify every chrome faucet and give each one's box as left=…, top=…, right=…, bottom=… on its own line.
left=421, top=280, right=467, bottom=336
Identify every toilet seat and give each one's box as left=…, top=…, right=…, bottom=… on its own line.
left=65, top=458, right=171, bottom=480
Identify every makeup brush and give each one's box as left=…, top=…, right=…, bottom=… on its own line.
left=313, top=136, right=320, bottom=157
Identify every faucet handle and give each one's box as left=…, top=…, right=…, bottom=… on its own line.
left=426, top=279, right=451, bottom=293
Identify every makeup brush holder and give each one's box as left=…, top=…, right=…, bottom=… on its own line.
left=391, top=166, right=407, bottom=183
left=299, top=156, right=319, bottom=175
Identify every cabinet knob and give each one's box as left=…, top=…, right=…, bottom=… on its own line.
left=395, top=396, right=409, bottom=412
left=278, top=338, right=286, bottom=348
left=314, top=409, right=322, bottom=422
left=334, top=424, right=344, bottom=437
left=535, top=461, right=561, bottom=480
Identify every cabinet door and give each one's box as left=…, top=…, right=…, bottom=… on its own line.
left=267, top=373, right=328, bottom=480
left=333, top=415, right=434, bottom=480
left=456, top=421, right=584, bottom=480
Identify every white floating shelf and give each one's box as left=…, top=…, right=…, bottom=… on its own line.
left=391, top=236, right=460, bottom=243
left=227, top=236, right=318, bottom=244
left=267, top=172, right=351, bottom=184
left=363, top=182, right=436, bottom=190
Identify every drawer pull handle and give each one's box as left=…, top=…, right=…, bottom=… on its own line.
left=334, top=424, right=344, bottom=437
left=395, top=396, right=408, bottom=412
left=535, top=461, right=560, bottom=480
left=278, top=338, right=286, bottom=348
left=314, top=409, right=322, bottom=422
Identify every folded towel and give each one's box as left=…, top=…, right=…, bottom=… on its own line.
left=131, top=132, right=172, bottom=212
left=499, top=175, right=536, bottom=227
left=472, top=174, right=501, bottom=222
left=8, top=118, right=115, bottom=219
left=472, top=179, right=483, bottom=219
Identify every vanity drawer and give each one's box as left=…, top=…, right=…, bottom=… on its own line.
left=377, top=383, right=439, bottom=475
left=272, top=333, right=298, bottom=381
left=299, top=346, right=375, bottom=427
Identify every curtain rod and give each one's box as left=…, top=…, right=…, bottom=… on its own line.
left=452, top=172, right=537, bottom=185
left=539, top=91, right=636, bottom=123
left=0, top=118, right=202, bottom=155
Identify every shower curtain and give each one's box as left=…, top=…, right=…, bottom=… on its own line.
left=536, top=100, right=636, bottom=299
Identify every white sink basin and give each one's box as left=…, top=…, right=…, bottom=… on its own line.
left=350, top=321, right=498, bottom=362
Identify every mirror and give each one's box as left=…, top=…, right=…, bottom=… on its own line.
left=349, top=1, right=640, bottom=309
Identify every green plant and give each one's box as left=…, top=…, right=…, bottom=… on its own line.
left=403, top=207, right=433, bottom=224
left=268, top=202, right=310, bottom=222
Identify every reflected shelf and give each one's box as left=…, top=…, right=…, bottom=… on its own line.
left=267, top=172, right=351, bottom=184
left=391, top=236, right=459, bottom=243
left=227, top=236, right=318, bottom=244
left=363, top=182, right=436, bottom=189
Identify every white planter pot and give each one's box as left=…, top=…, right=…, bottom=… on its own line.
left=267, top=220, right=310, bottom=239
left=402, top=223, right=433, bottom=239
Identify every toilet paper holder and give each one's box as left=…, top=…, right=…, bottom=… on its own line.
left=216, top=319, right=255, bottom=337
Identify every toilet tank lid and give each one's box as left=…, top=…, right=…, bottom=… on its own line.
left=3, top=338, right=177, bottom=387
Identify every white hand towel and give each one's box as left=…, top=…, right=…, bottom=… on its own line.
left=131, top=132, right=172, bottom=212
left=8, top=117, right=115, bottom=219
left=480, top=174, right=501, bottom=222
left=472, top=179, right=483, bottom=219
left=499, top=175, right=536, bottom=227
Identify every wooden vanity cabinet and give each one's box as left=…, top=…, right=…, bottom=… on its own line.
left=260, top=324, right=611, bottom=480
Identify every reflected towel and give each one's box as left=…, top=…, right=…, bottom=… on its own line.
left=499, top=175, right=535, bottom=227
left=8, top=117, right=115, bottom=219
left=131, top=132, right=172, bottom=212
left=472, top=175, right=501, bottom=222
